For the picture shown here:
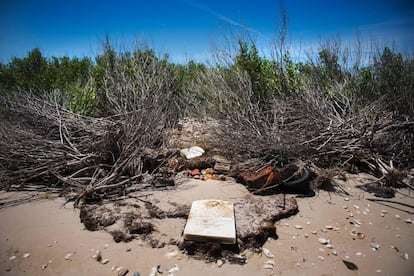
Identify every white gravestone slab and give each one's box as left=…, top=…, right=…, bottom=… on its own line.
left=183, top=199, right=236, bottom=244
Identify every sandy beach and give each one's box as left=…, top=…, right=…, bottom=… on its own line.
left=1, top=175, right=413, bottom=276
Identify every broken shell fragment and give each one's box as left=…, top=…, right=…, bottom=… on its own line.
left=403, top=218, right=413, bottom=224
left=370, top=242, right=380, bottom=251
left=356, top=232, right=365, bottom=239
left=216, top=259, right=224, bottom=267
left=262, top=247, right=274, bottom=258
left=168, top=264, right=180, bottom=274
left=295, top=225, right=303, bottom=229
left=23, top=253, right=30, bottom=258
left=9, top=256, right=16, bottom=261
left=118, top=268, right=129, bottom=276
left=264, top=260, right=275, bottom=270
left=41, top=264, right=48, bottom=270
left=350, top=229, right=365, bottom=239
left=64, top=253, right=73, bottom=260
left=101, top=258, right=109, bottom=264
left=318, top=238, right=329, bottom=244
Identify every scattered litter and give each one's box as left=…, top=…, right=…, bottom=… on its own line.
left=262, top=247, right=274, bottom=258
left=180, top=146, right=205, bottom=159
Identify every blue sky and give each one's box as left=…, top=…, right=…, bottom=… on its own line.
left=0, top=0, right=413, bottom=63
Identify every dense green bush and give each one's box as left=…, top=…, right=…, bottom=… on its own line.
left=0, top=42, right=412, bottom=117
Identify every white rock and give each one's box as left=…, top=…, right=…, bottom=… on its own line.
left=9, top=256, right=16, bottom=260
left=23, top=253, right=30, bottom=258
left=101, top=258, right=109, bottom=264
left=295, top=225, right=303, bottom=229
left=403, top=218, right=413, bottom=223
left=41, top=264, right=48, bottom=270
left=317, top=256, right=325, bottom=261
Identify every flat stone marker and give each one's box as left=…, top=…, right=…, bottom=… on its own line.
left=183, top=199, right=236, bottom=244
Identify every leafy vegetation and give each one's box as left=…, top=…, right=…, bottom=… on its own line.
left=1, top=41, right=412, bottom=118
